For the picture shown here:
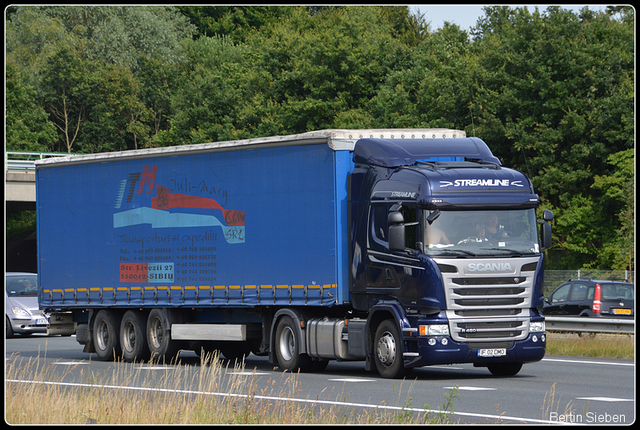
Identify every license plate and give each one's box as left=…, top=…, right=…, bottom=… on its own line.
left=478, top=348, right=506, bottom=358
left=612, top=308, right=632, bottom=315
left=36, top=318, right=48, bottom=325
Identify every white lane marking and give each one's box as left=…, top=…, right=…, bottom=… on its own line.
left=6, top=378, right=563, bottom=424
left=327, top=378, right=377, bottom=382
left=226, top=371, right=269, bottom=376
left=542, top=358, right=633, bottom=367
left=576, top=397, right=634, bottom=402
left=443, top=386, right=497, bottom=391
left=137, top=366, right=173, bottom=370
left=54, top=361, right=90, bottom=365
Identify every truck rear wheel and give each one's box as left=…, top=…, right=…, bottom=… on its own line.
left=120, top=310, right=150, bottom=362
left=487, top=362, right=523, bottom=376
left=274, top=316, right=311, bottom=372
left=373, top=320, right=406, bottom=379
left=147, top=309, right=180, bottom=362
left=93, top=310, right=121, bottom=361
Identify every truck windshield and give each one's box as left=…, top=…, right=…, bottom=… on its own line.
left=422, top=208, right=540, bottom=257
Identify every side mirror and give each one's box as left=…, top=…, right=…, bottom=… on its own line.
left=543, top=209, right=554, bottom=222
left=388, top=211, right=404, bottom=225
left=540, top=221, right=552, bottom=250
left=389, top=224, right=405, bottom=252
left=539, top=209, right=553, bottom=250
left=388, top=210, right=405, bottom=252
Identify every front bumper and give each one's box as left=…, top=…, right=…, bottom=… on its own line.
left=404, top=332, right=546, bottom=368
left=8, top=315, right=49, bottom=335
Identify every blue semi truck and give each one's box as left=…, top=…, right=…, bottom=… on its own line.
left=36, top=128, right=552, bottom=378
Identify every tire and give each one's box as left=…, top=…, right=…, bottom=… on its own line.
left=93, top=310, right=122, bottom=361
left=309, top=359, right=330, bottom=372
left=219, top=341, right=251, bottom=361
left=274, top=316, right=312, bottom=372
left=6, top=316, right=15, bottom=338
left=146, top=309, right=180, bottom=362
left=487, top=362, right=523, bottom=376
left=120, top=310, right=150, bottom=362
left=76, top=323, right=90, bottom=344
left=373, top=320, right=406, bottom=379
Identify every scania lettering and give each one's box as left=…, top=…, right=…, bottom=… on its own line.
left=467, top=263, right=514, bottom=272
left=36, top=129, right=552, bottom=378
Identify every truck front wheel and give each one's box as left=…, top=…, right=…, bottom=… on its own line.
left=147, top=309, right=180, bottom=362
left=274, top=316, right=311, bottom=372
left=487, top=362, right=523, bottom=376
left=120, top=310, right=150, bottom=362
left=93, top=310, right=121, bottom=361
left=373, top=320, right=406, bottom=379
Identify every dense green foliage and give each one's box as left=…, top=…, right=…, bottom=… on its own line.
left=5, top=5, right=634, bottom=272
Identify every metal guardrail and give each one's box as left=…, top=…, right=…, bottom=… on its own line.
left=545, top=316, right=635, bottom=334
left=5, top=151, right=76, bottom=172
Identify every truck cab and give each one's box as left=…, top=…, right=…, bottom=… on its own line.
left=348, top=137, right=552, bottom=377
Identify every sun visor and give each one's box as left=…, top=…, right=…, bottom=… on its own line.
left=353, top=137, right=501, bottom=167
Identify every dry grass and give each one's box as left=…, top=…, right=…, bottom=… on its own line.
left=5, top=352, right=459, bottom=425
left=545, top=332, right=634, bottom=359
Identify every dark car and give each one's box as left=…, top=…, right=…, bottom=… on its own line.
left=543, top=278, right=634, bottom=318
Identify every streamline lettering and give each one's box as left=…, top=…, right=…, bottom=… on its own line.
left=439, top=179, right=523, bottom=188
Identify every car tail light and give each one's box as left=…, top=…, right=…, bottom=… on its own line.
left=592, top=283, right=601, bottom=313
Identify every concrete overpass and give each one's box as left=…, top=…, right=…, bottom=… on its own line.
left=6, top=152, right=75, bottom=211
left=6, top=171, right=36, bottom=211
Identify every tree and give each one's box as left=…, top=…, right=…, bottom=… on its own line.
left=40, top=47, right=97, bottom=153
left=367, top=22, right=475, bottom=129
left=469, top=6, right=634, bottom=269
left=5, top=61, right=57, bottom=152
left=592, top=149, right=635, bottom=272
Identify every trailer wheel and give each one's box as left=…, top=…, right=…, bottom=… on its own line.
left=120, top=310, right=150, bottom=362
left=93, top=310, right=121, bottom=361
left=147, top=309, right=180, bottom=362
left=487, top=362, right=523, bottom=376
left=274, top=316, right=311, bottom=372
left=373, top=320, right=406, bottom=379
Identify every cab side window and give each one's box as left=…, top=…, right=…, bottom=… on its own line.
left=369, top=204, right=388, bottom=246
left=401, top=204, right=418, bottom=251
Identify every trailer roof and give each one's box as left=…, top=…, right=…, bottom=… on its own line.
left=35, top=128, right=465, bottom=167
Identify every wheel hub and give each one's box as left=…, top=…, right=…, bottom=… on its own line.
left=376, top=331, right=396, bottom=365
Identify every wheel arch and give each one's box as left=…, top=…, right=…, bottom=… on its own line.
left=268, top=308, right=309, bottom=364
left=366, top=301, right=410, bottom=360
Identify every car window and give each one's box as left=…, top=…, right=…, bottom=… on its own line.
left=601, top=283, right=634, bottom=300
left=570, top=283, right=589, bottom=301
left=550, top=284, right=571, bottom=303
left=6, top=276, right=39, bottom=297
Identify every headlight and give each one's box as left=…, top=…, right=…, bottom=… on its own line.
left=529, top=321, right=545, bottom=333
left=11, top=306, right=31, bottom=318
left=420, top=324, right=450, bottom=336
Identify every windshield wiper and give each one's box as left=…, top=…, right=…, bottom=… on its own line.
left=435, top=249, right=477, bottom=257
left=480, top=247, right=531, bottom=256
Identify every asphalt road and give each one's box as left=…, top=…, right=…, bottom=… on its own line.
left=5, top=334, right=635, bottom=424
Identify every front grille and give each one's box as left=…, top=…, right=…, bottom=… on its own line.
left=454, top=297, right=525, bottom=306
left=436, top=257, right=539, bottom=343
left=452, top=277, right=526, bottom=285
